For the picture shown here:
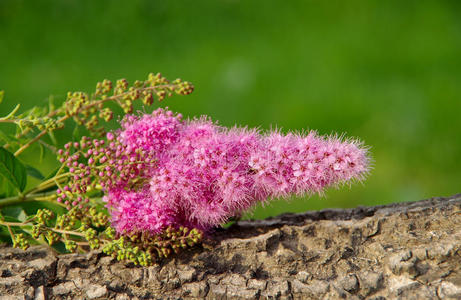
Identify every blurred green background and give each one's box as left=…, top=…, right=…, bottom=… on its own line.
left=1, top=0, right=460, bottom=219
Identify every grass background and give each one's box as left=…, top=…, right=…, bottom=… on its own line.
left=1, top=0, right=460, bottom=219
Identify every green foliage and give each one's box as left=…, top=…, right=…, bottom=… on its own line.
left=0, top=147, right=27, bottom=193
left=25, top=165, right=45, bottom=180
left=0, top=73, right=202, bottom=265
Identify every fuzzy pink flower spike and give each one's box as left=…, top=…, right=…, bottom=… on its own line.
left=101, top=108, right=370, bottom=235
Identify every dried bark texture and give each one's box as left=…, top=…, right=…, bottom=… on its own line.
left=1, top=194, right=460, bottom=300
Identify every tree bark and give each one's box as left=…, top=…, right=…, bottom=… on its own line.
left=1, top=194, right=460, bottom=300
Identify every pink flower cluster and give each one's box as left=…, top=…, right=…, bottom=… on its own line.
left=100, top=108, right=369, bottom=235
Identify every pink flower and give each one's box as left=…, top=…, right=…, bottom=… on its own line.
left=91, top=108, right=370, bottom=235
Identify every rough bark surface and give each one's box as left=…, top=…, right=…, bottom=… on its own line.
left=1, top=194, right=460, bottom=300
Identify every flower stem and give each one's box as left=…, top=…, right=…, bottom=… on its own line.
left=24, top=172, right=69, bottom=196
left=12, top=84, right=179, bottom=156
left=14, top=115, right=68, bottom=156
left=0, top=191, right=64, bottom=208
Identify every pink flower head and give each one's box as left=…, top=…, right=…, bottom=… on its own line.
left=119, top=108, right=182, bottom=153
left=102, top=109, right=370, bottom=235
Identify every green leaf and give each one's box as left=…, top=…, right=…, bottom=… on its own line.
left=0, top=226, right=11, bottom=243
left=26, top=165, right=45, bottom=180
left=0, top=147, right=27, bottom=193
left=51, top=242, right=68, bottom=254
left=0, top=130, right=20, bottom=145
left=0, top=131, right=11, bottom=144
left=0, top=176, right=16, bottom=198
left=0, top=91, right=4, bottom=104
left=1, top=206, right=27, bottom=222
left=10, top=200, right=66, bottom=217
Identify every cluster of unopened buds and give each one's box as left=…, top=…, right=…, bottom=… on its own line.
left=62, top=73, right=194, bottom=135
left=17, top=114, right=63, bottom=132
left=12, top=233, right=29, bottom=250
left=23, top=207, right=110, bottom=252
left=101, top=225, right=203, bottom=266
left=56, top=134, right=156, bottom=211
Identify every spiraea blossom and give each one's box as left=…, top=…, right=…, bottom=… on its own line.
left=64, top=108, right=369, bottom=236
